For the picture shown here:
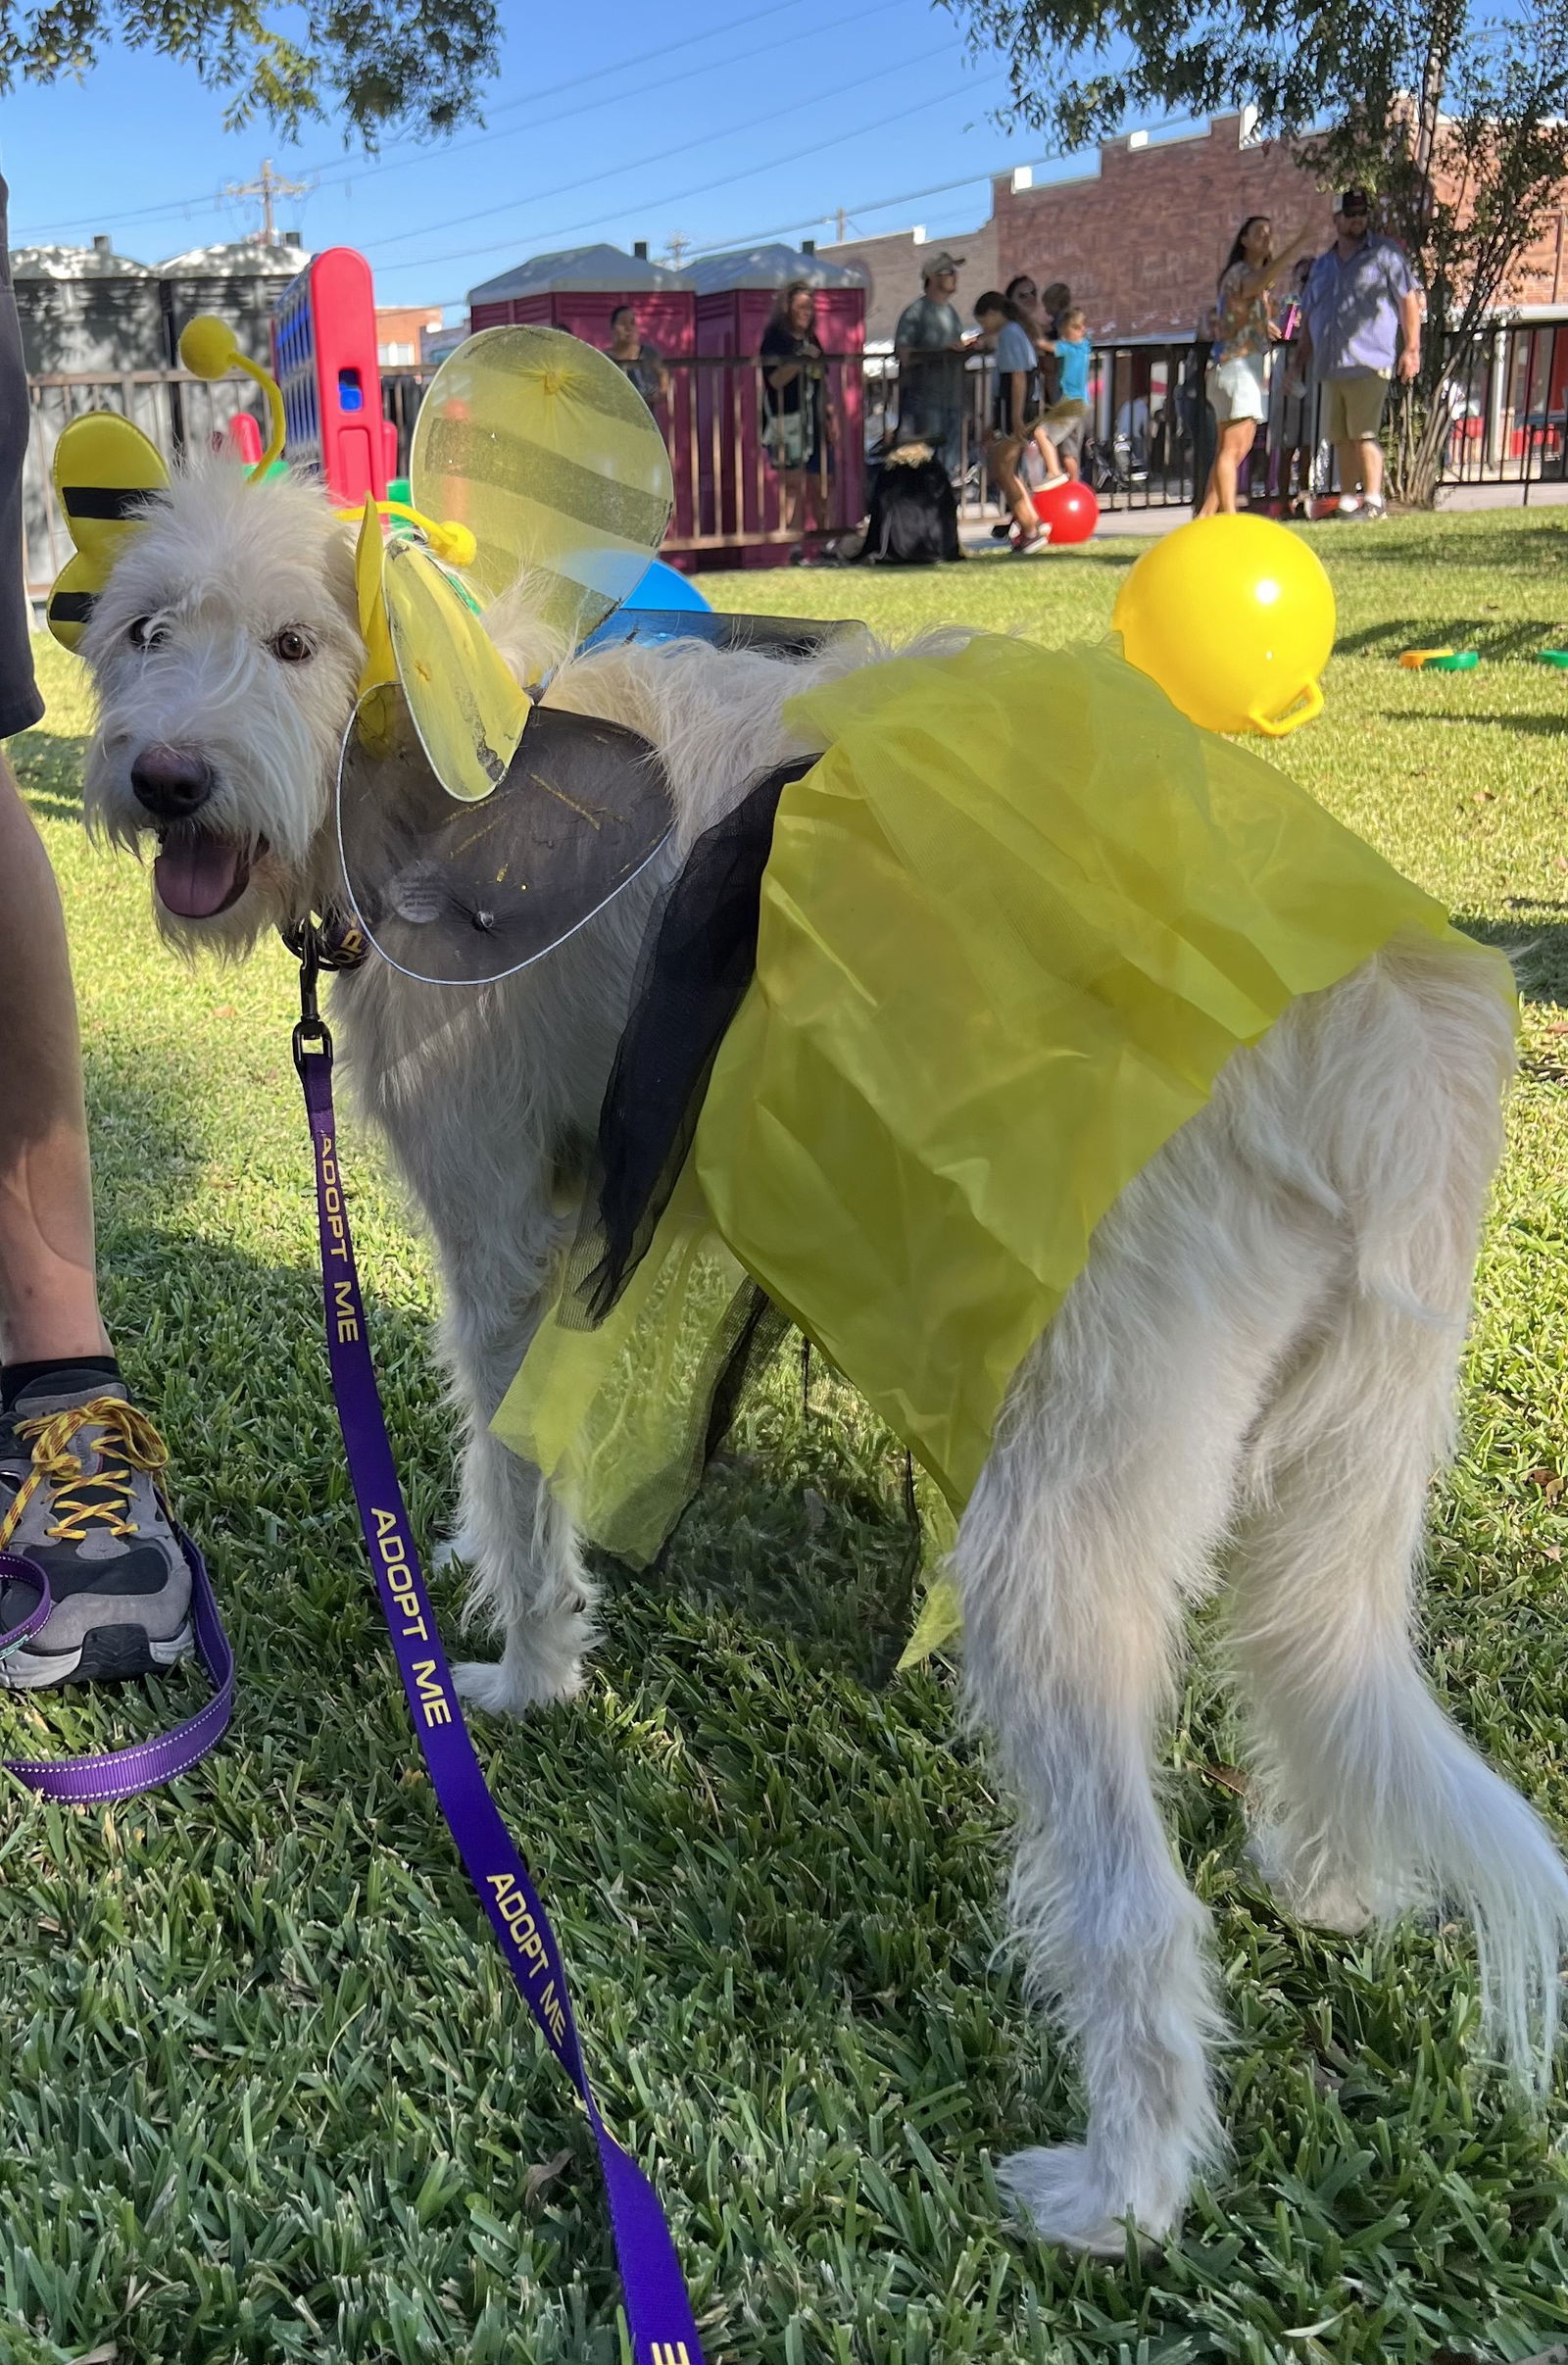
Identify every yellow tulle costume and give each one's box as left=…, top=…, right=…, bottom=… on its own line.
left=492, top=635, right=1508, bottom=1661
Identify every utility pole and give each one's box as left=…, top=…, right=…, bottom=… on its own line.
left=665, top=231, right=689, bottom=271
left=222, top=159, right=309, bottom=246
left=836, top=207, right=848, bottom=242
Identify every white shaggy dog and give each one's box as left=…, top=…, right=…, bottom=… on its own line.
left=79, top=461, right=1568, bottom=2253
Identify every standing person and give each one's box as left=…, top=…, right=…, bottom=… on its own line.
left=1187, top=297, right=1220, bottom=514
left=1198, top=215, right=1317, bottom=517
left=0, top=174, right=198, bottom=1690
left=974, top=290, right=1044, bottom=554
left=608, top=304, right=668, bottom=411
left=1005, top=273, right=1070, bottom=491
left=894, top=252, right=969, bottom=479
left=1298, top=188, right=1422, bottom=520
left=1041, top=305, right=1094, bottom=481
left=760, top=279, right=834, bottom=552
left=1273, top=254, right=1318, bottom=517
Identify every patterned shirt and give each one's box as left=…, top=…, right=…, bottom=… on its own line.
left=1213, top=260, right=1272, bottom=365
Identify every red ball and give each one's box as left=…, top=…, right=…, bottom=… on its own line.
left=1035, top=478, right=1100, bottom=545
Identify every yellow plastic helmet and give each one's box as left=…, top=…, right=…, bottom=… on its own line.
left=1112, top=514, right=1336, bottom=737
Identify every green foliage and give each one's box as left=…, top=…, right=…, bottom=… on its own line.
left=2, top=513, right=1567, bottom=2359
left=0, top=0, right=500, bottom=141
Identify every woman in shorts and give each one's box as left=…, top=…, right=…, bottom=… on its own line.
left=1198, top=216, right=1316, bottom=517
left=760, top=279, right=835, bottom=549
left=974, top=290, right=1045, bottom=553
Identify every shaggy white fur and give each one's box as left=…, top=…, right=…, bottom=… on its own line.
left=80, top=460, right=1568, bottom=2255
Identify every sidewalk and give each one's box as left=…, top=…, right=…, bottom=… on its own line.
left=959, top=475, right=1568, bottom=551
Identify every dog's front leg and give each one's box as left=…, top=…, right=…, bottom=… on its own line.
left=435, top=1220, right=596, bottom=1717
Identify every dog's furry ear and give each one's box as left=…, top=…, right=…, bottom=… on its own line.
left=322, top=516, right=361, bottom=630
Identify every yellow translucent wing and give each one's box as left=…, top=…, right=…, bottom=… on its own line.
left=410, top=324, right=673, bottom=652
left=382, top=535, right=530, bottom=804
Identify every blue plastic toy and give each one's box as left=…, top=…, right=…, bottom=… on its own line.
left=624, top=558, right=711, bottom=612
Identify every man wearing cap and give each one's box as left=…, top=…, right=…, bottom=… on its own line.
left=894, top=252, right=970, bottom=479
left=1297, top=188, right=1421, bottom=520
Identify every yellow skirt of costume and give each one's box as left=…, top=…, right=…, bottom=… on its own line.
left=493, top=634, right=1508, bottom=1658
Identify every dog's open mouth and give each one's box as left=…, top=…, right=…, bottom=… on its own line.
left=152, top=828, right=264, bottom=919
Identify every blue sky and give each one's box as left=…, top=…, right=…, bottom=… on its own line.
left=0, top=0, right=1107, bottom=318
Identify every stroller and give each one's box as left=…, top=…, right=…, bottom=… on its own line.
left=857, top=439, right=963, bottom=566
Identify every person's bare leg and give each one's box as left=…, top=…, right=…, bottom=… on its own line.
left=1359, top=435, right=1385, bottom=503
left=1199, top=421, right=1251, bottom=517
left=1335, top=439, right=1363, bottom=505
left=0, top=756, right=109, bottom=1363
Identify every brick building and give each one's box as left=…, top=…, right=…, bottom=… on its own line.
left=994, top=112, right=1336, bottom=341
left=832, top=109, right=1568, bottom=350
left=375, top=303, right=444, bottom=366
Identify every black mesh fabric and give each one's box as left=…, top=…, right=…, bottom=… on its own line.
left=559, top=755, right=816, bottom=1328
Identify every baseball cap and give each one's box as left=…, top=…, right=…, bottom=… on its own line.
left=922, top=250, right=965, bottom=275
left=1337, top=188, right=1372, bottom=214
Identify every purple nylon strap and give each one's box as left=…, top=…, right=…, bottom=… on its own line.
left=295, top=1023, right=707, bottom=2365
left=1, top=1532, right=233, bottom=1802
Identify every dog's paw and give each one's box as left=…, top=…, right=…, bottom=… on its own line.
left=452, top=1614, right=590, bottom=1717
left=997, top=2144, right=1172, bottom=2256
left=1246, top=1831, right=1375, bottom=1934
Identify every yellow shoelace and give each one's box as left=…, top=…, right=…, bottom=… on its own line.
left=0, top=1396, right=170, bottom=1551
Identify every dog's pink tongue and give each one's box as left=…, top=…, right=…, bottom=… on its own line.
left=153, top=833, right=244, bottom=918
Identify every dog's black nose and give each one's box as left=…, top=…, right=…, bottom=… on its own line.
left=130, top=745, right=215, bottom=820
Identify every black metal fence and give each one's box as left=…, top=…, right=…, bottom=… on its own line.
left=22, top=313, right=1568, bottom=600
left=1029, top=315, right=1568, bottom=517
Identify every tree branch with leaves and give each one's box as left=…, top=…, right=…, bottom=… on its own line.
left=0, top=0, right=500, bottom=141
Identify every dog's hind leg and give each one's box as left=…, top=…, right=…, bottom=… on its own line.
left=1230, top=940, right=1568, bottom=2082
left=1232, top=1290, right=1568, bottom=2079
left=957, top=1148, right=1324, bottom=2253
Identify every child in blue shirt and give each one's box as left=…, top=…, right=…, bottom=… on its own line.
left=1042, top=307, right=1093, bottom=480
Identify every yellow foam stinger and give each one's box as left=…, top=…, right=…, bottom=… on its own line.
left=46, top=413, right=171, bottom=650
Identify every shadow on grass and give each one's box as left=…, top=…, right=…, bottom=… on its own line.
left=1341, top=616, right=1568, bottom=661
left=1457, top=912, right=1568, bottom=1007
left=1323, top=520, right=1568, bottom=573
left=1376, top=708, right=1568, bottom=734
left=12, top=722, right=88, bottom=825
left=630, top=1404, right=930, bottom=1692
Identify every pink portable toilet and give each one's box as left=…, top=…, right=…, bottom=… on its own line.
left=467, top=244, right=697, bottom=559
left=689, top=243, right=866, bottom=568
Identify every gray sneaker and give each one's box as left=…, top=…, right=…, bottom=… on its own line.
left=0, top=1380, right=193, bottom=1689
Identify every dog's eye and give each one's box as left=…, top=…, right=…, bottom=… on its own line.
left=127, top=616, right=168, bottom=651
left=270, top=627, right=315, bottom=665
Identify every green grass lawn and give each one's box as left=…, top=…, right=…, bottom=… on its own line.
left=2, top=508, right=1567, bottom=2364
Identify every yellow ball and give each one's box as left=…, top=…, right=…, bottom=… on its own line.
left=1112, top=514, right=1336, bottom=737
left=178, top=314, right=241, bottom=381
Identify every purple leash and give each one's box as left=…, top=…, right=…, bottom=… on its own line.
left=291, top=970, right=709, bottom=2365
left=1, top=1535, right=233, bottom=1802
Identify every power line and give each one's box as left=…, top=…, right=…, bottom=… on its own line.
left=368, top=54, right=995, bottom=276
left=363, top=38, right=964, bottom=256
left=693, top=165, right=1019, bottom=258
left=11, top=0, right=833, bottom=243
